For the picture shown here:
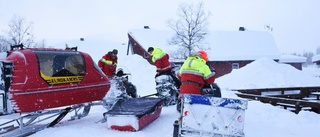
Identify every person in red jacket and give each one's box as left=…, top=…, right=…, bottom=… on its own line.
left=148, top=47, right=181, bottom=88
left=176, top=50, right=216, bottom=112
left=98, top=49, right=118, bottom=77
left=147, top=47, right=172, bottom=75
left=177, top=50, right=215, bottom=95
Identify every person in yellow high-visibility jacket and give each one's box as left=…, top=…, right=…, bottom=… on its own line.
left=177, top=50, right=215, bottom=95
left=148, top=47, right=181, bottom=88
left=148, top=47, right=172, bottom=75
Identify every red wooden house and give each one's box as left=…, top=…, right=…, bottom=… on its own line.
left=127, top=28, right=303, bottom=78
left=312, top=54, right=320, bottom=66
left=279, top=55, right=307, bottom=70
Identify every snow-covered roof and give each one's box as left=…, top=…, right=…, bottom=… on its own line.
left=279, top=54, right=307, bottom=63
left=207, top=31, right=280, bottom=61
left=128, top=29, right=281, bottom=61
left=312, top=54, right=320, bottom=62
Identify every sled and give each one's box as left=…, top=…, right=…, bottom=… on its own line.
left=103, top=97, right=164, bottom=131
left=173, top=94, right=248, bottom=137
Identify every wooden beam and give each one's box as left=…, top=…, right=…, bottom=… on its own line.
left=236, top=93, right=320, bottom=114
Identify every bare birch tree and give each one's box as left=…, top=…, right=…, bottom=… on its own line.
left=5, top=15, right=35, bottom=49
left=167, top=2, right=210, bottom=59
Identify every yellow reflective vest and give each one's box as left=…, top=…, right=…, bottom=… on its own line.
left=151, top=48, right=166, bottom=63
left=179, top=55, right=213, bottom=79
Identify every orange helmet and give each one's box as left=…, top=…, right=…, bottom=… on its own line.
left=197, top=50, right=208, bottom=62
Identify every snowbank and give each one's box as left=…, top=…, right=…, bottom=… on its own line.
left=216, top=57, right=320, bottom=89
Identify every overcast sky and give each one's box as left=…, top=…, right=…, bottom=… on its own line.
left=0, top=0, right=319, bottom=54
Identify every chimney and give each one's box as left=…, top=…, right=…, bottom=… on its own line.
left=144, top=26, right=150, bottom=29
left=239, top=27, right=246, bottom=31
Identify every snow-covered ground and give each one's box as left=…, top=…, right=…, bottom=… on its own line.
left=1, top=43, right=320, bottom=137
left=24, top=45, right=320, bottom=137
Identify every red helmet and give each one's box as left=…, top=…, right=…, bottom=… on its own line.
left=197, top=50, right=208, bottom=62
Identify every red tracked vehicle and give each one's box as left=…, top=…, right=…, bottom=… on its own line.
left=0, top=45, right=110, bottom=136
left=2, top=45, right=110, bottom=113
left=0, top=45, right=165, bottom=137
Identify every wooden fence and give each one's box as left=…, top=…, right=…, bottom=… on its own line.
left=233, top=86, right=320, bottom=114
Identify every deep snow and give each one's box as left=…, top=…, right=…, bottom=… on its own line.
left=0, top=41, right=320, bottom=137
left=23, top=44, right=320, bottom=137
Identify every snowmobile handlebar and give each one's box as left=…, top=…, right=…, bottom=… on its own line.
left=120, top=73, right=130, bottom=77
left=116, top=72, right=131, bottom=77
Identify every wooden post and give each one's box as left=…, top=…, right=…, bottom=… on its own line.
left=294, top=102, right=301, bottom=114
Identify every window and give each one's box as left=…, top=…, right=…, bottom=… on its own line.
left=232, top=63, right=239, bottom=69
left=35, top=51, right=85, bottom=76
left=92, top=58, right=105, bottom=76
left=35, top=50, right=86, bottom=84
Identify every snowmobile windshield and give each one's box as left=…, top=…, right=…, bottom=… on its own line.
left=34, top=50, right=86, bottom=84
